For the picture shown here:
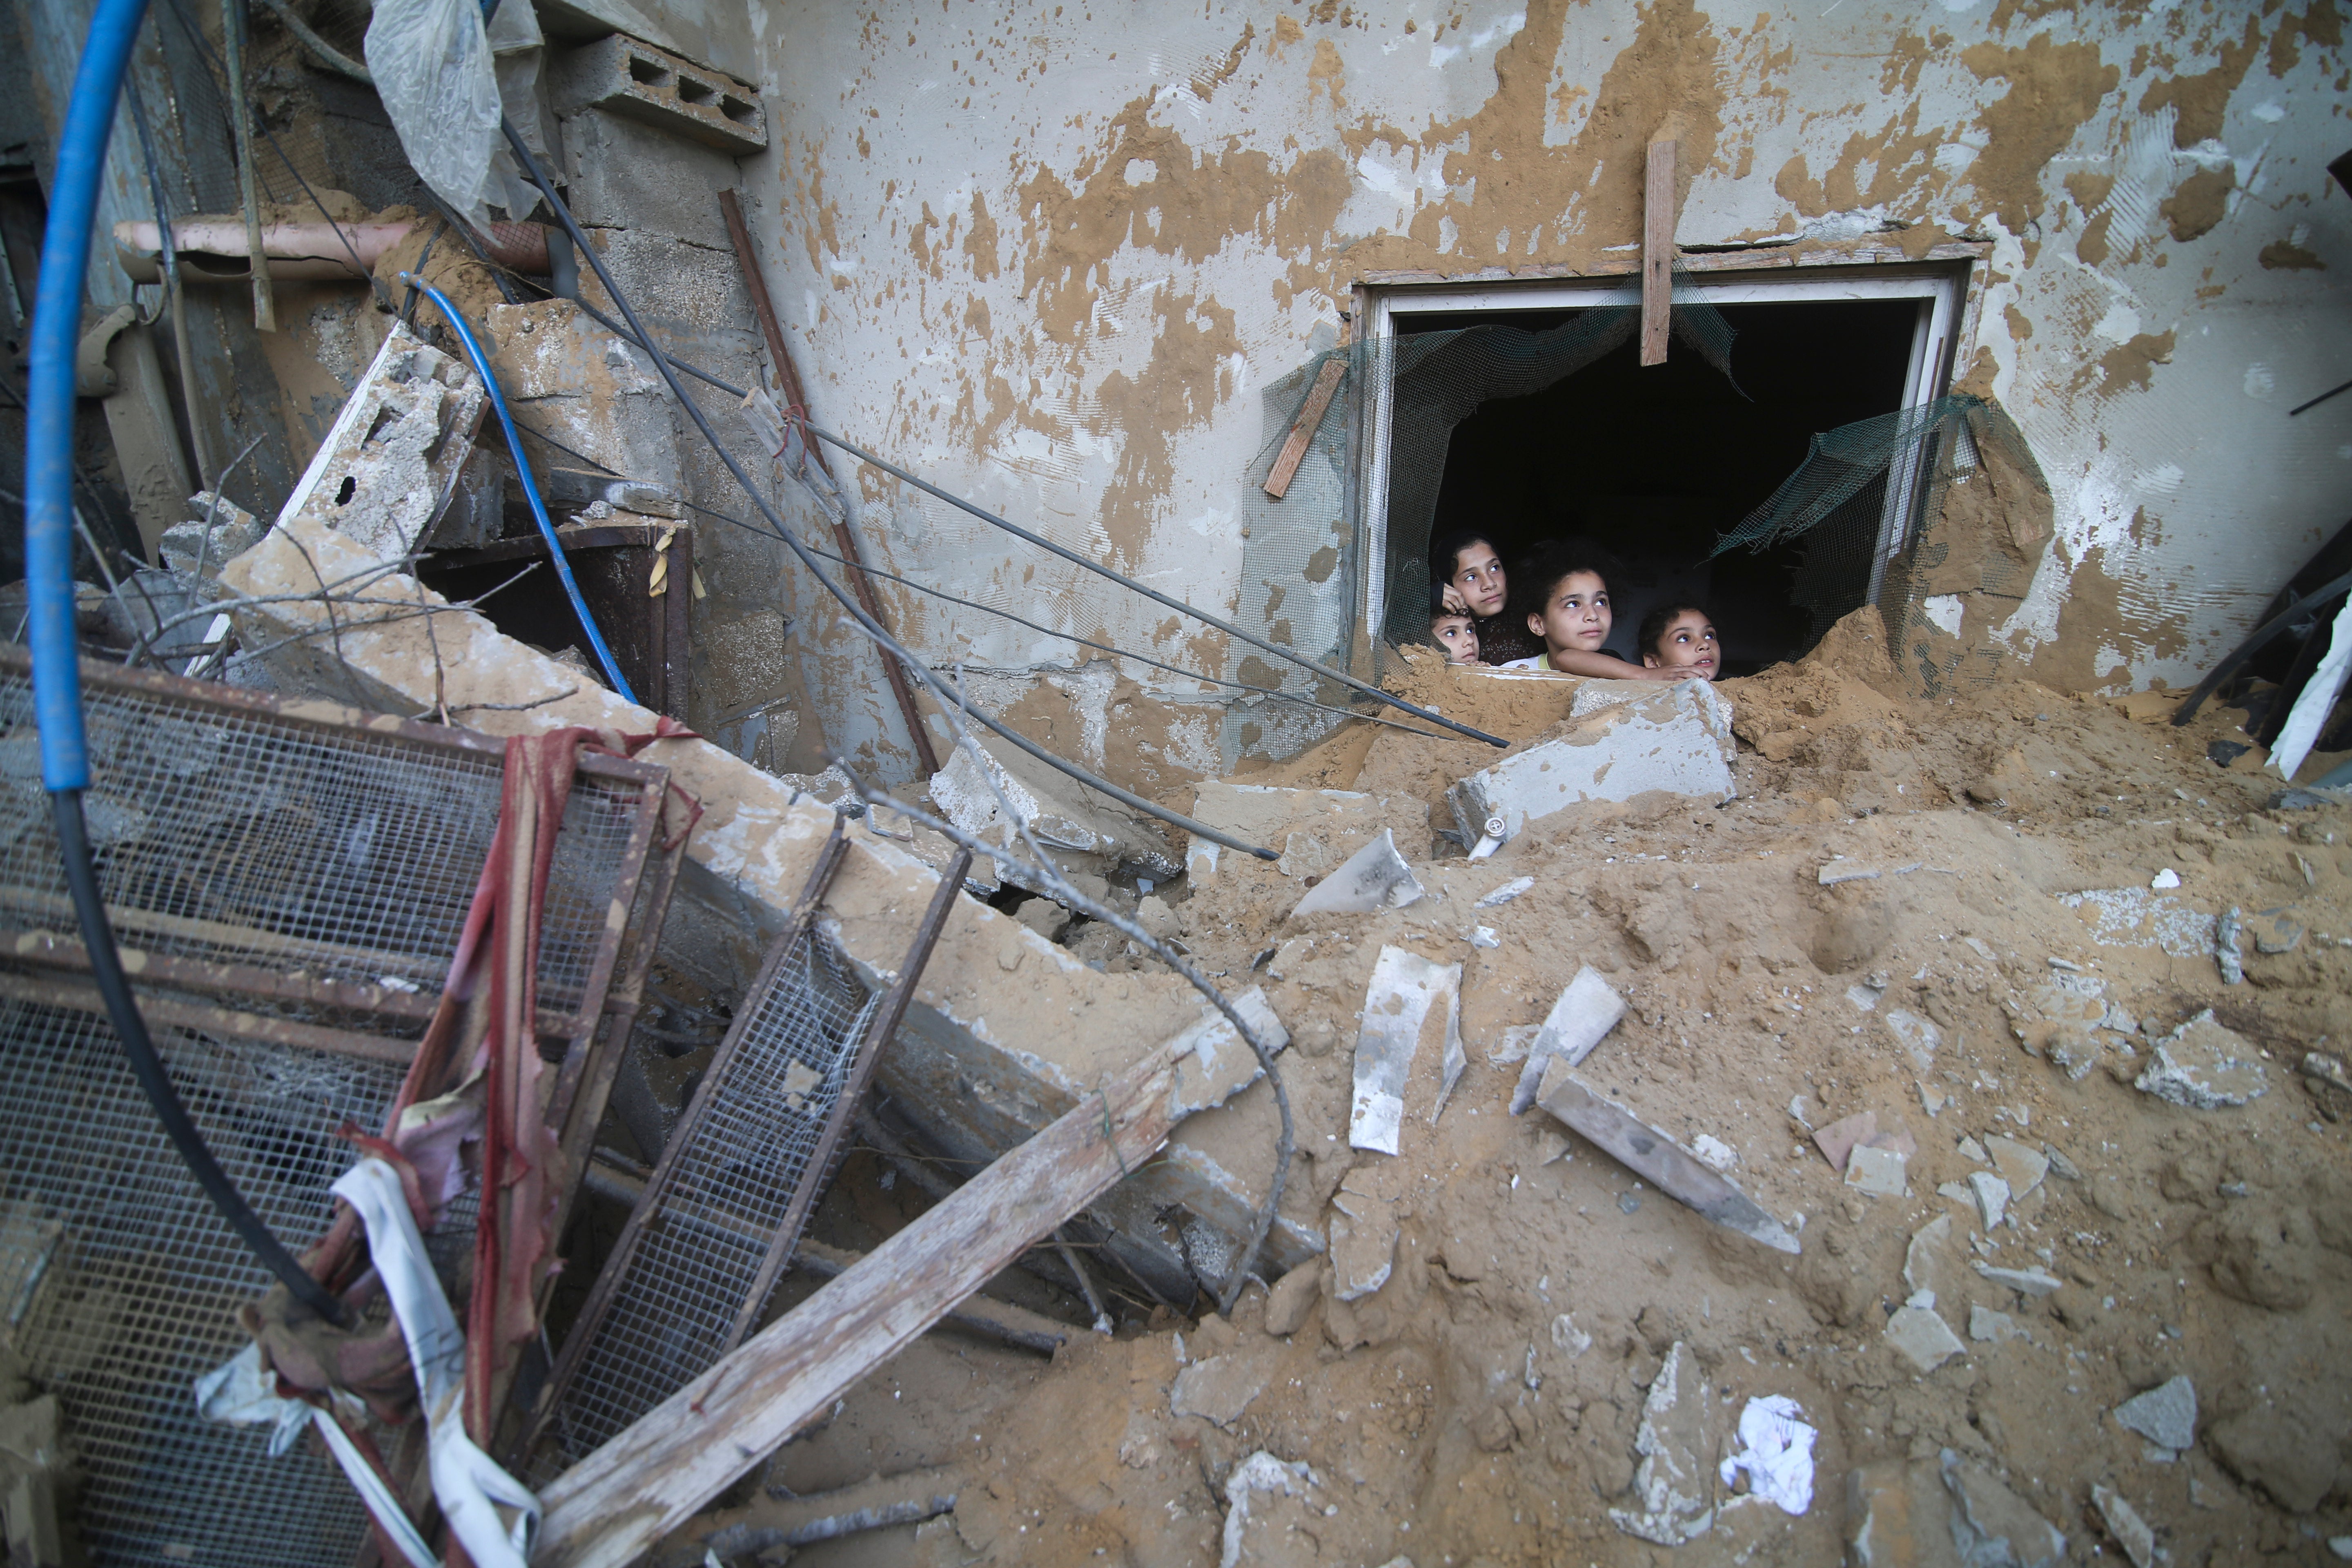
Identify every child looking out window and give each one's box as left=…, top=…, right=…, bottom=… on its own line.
left=1428, top=529, right=1538, bottom=666
left=1637, top=604, right=1720, bottom=679
left=1499, top=545, right=1685, bottom=681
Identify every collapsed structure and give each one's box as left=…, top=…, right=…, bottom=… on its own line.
left=2, top=0, right=2350, bottom=1566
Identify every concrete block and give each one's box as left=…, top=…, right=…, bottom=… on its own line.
left=927, top=730, right=1178, bottom=882
left=555, top=104, right=746, bottom=246
left=1447, top=677, right=1735, bottom=844
left=484, top=299, right=683, bottom=494
left=548, top=32, right=765, bottom=153
left=270, top=323, right=486, bottom=568
left=1184, top=780, right=1426, bottom=884
left=1506, top=964, right=1624, bottom=1114
left=2136, top=1009, right=2268, bottom=1108
left=1348, top=946, right=1464, bottom=1154
left=160, top=492, right=263, bottom=578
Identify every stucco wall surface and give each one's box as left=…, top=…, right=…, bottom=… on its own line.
left=733, top=0, right=2349, bottom=776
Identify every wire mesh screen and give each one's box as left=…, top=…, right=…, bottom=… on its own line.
left=0, top=998, right=404, bottom=1568
left=0, top=658, right=650, bottom=1031
left=532, top=933, right=879, bottom=1478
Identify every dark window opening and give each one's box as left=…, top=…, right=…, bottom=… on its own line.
left=1403, top=298, right=1922, bottom=676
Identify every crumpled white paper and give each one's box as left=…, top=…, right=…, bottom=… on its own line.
left=1717, top=1394, right=1817, bottom=1516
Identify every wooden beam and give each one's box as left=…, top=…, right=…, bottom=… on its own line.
left=1641, top=138, right=1677, bottom=368
left=1261, top=357, right=1348, bottom=500
left=528, top=1043, right=1181, bottom=1568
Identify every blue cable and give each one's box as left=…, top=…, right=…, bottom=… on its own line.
left=398, top=272, right=639, bottom=705
left=27, top=0, right=150, bottom=790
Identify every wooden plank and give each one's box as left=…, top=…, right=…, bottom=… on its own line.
left=1641, top=138, right=1677, bottom=367
left=1350, top=240, right=1992, bottom=286
left=1532, top=1062, right=1799, bottom=1254
left=529, top=1041, right=1180, bottom=1568
left=1261, top=358, right=1348, bottom=500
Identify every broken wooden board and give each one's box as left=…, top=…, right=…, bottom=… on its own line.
left=1641, top=138, right=1677, bottom=367
left=1261, top=357, right=1346, bottom=499
left=528, top=1036, right=1185, bottom=1568
left=1534, top=1061, right=1799, bottom=1254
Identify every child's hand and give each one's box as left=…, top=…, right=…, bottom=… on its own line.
left=1438, top=582, right=1471, bottom=615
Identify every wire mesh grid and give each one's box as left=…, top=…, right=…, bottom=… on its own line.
left=532, top=933, right=879, bottom=1477
left=0, top=661, right=646, bottom=1027
left=0, top=997, right=406, bottom=1568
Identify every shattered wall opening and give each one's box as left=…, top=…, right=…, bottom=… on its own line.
left=1361, top=265, right=1969, bottom=670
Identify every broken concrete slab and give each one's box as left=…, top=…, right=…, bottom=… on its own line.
left=1982, top=1134, right=2048, bottom=1198
left=1846, top=1459, right=1965, bottom=1568
left=1884, top=1305, right=1965, bottom=1373
left=2135, top=1009, right=2268, bottom=1109
left=1884, top=1007, right=1942, bottom=1071
left=1608, top=1341, right=1715, bottom=1546
left=1348, top=946, right=1464, bottom=1155
left=2091, top=1484, right=2155, bottom=1568
left=1289, top=828, right=1423, bottom=917
left=1168, top=989, right=1290, bottom=1119
left=272, top=322, right=487, bottom=569
left=485, top=298, right=684, bottom=497
left=160, top=492, right=265, bottom=579
left=1169, top=1354, right=1268, bottom=1428
left=1972, top=1263, right=2064, bottom=1297
left=1219, top=1450, right=1327, bottom=1568
left=927, top=729, right=1178, bottom=884
left=1184, top=780, right=1427, bottom=885
left=1968, top=1305, right=2024, bottom=1344
left=1966, top=1170, right=2010, bottom=1228
left=2058, top=886, right=2217, bottom=960
left=1846, top=1144, right=1909, bottom=1198
left=1507, top=964, right=1625, bottom=1114
left=1813, top=1109, right=1879, bottom=1172
left=2113, top=1375, right=2197, bottom=1452
left=1532, top=1064, right=1800, bottom=1253
left=1446, top=677, right=1735, bottom=845
left=1904, top=1214, right=1954, bottom=1298
left=1939, top=1449, right=2065, bottom=1568
left=1327, top=1171, right=1396, bottom=1303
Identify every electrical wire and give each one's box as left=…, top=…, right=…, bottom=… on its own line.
left=24, top=0, right=348, bottom=1327
left=399, top=273, right=639, bottom=702
left=494, top=118, right=1279, bottom=863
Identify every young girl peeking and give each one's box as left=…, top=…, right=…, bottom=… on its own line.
left=1499, top=545, right=1687, bottom=681
left=1429, top=529, right=1539, bottom=666
left=1429, top=599, right=1483, bottom=665
left=1638, top=604, right=1719, bottom=678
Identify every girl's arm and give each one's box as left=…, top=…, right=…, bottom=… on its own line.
left=1545, top=648, right=1682, bottom=681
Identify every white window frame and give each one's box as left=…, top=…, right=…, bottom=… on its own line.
left=1356, top=264, right=1969, bottom=641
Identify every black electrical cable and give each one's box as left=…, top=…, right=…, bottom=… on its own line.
left=495, top=116, right=1282, bottom=864
left=52, top=793, right=349, bottom=1323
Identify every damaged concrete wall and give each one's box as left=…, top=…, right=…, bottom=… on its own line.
left=733, top=0, right=2349, bottom=780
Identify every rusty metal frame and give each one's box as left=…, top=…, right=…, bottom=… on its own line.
left=0, top=647, right=670, bottom=1052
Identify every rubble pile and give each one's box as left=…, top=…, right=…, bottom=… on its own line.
left=671, top=622, right=2352, bottom=1567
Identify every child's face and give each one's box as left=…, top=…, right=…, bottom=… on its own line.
left=1644, top=611, right=1719, bottom=677
left=1450, top=543, right=1508, bottom=618
left=1528, top=570, right=1611, bottom=656
left=1431, top=615, right=1480, bottom=664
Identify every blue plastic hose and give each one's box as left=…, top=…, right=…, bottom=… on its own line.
left=398, top=272, right=639, bottom=705
left=23, top=0, right=350, bottom=1326
left=27, top=0, right=150, bottom=790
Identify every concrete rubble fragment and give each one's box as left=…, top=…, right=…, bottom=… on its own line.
left=1170, top=1354, right=1269, bottom=1428
left=1608, top=1341, right=1715, bottom=1546
left=2215, top=905, right=2246, bottom=984
left=1846, top=1144, right=1909, bottom=1198
left=1185, top=780, right=1427, bottom=885
left=1966, top=1170, right=2009, bottom=1228
left=1884, top=1303, right=1965, bottom=1373
left=1532, top=1064, right=1801, bottom=1252
left=1982, top=1134, right=2048, bottom=1197
left=2112, top=1376, right=2197, bottom=1452
left=159, top=492, right=264, bottom=579
left=1327, top=1169, right=1397, bottom=1303
left=1884, top=1008, right=1942, bottom=1071
left=1845, top=1459, right=1961, bottom=1568
left=484, top=299, right=684, bottom=499
left=1475, top=875, right=1534, bottom=907
left=927, top=730, right=1177, bottom=885
left=2135, top=1009, right=2268, bottom=1108
left=1968, top=1305, right=2023, bottom=1344
left=2058, top=886, right=2216, bottom=959
left=1973, top=1264, right=2064, bottom=1297
left=1289, top=828, right=1424, bottom=916
left=1447, top=678, right=1736, bottom=845
left=1260, top=1261, right=1325, bottom=1338
left=2092, top=1484, right=2156, bottom=1568
left=1904, top=1215, right=1954, bottom=1297
left=1219, top=1450, right=1327, bottom=1568
left=1940, top=1449, right=2065, bottom=1568
left=1167, top=989, right=1290, bottom=1118
left=1348, top=946, right=1464, bottom=1154
left=273, top=322, right=487, bottom=569
left=1507, top=964, right=1626, bottom=1113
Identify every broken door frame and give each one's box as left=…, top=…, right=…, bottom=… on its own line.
left=1350, top=252, right=1982, bottom=650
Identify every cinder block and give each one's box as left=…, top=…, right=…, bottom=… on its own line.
left=550, top=33, right=765, bottom=154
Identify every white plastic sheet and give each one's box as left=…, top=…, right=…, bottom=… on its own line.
left=2272, top=593, right=2352, bottom=784
left=332, top=1157, right=541, bottom=1568
left=363, top=0, right=539, bottom=230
